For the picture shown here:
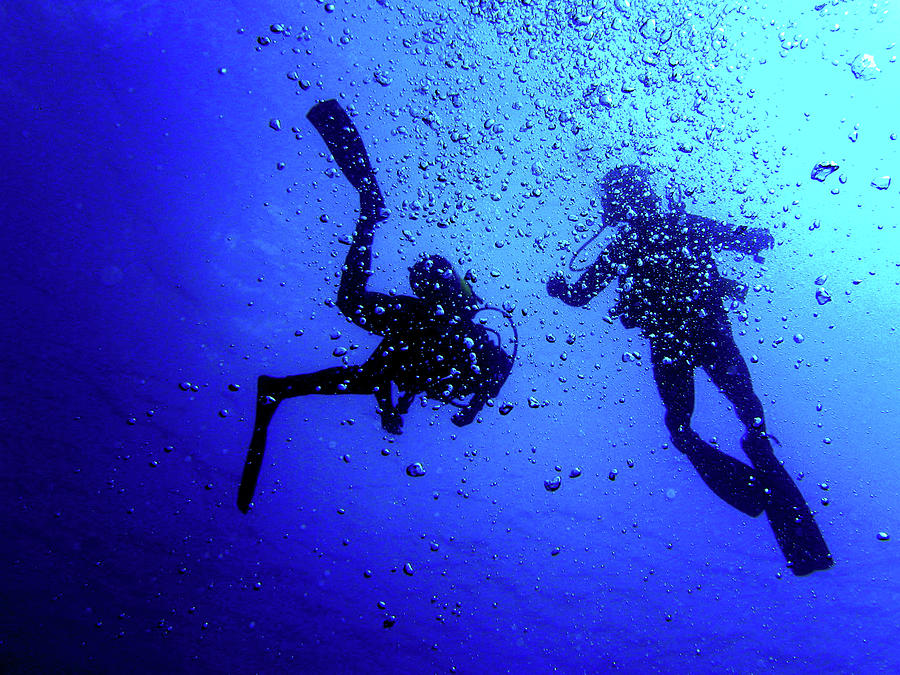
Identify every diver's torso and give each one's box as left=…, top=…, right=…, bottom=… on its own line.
left=611, top=213, right=725, bottom=333
left=374, top=303, right=497, bottom=399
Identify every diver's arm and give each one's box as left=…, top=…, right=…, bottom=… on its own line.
left=547, top=252, right=617, bottom=307
left=725, top=225, right=774, bottom=256
left=687, top=214, right=773, bottom=256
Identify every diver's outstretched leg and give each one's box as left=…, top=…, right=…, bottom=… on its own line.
left=306, top=99, right=386, bottom=220
left=238, top=368, right=378, bottom=512
left=741, top=431, right=833, bottom=576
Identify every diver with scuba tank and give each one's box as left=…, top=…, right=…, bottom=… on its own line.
left=238, top=99, right=514, bottom=513
left=548, top=165, right=832, bottom=576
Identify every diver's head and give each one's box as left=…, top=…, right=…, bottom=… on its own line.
left=599, top=165, right=662, bottom=224
left=409, top=254, right=466, bottom=301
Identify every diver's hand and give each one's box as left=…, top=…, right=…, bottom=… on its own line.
left=742, top=228, right=774, bottom=254
left=395, top=391, right=415, bottom=415
left=721, top=277, right=748, bottom=303
left=547, top=274, right=568, bottom=299
left=381, top=409, right=403, bottom=435
left=451, top=405, right=479, bottom=427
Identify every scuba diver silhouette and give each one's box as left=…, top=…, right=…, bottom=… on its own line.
left=547, top=165, right=832, bottom=576
left=238, top=99, right=514, bottom=513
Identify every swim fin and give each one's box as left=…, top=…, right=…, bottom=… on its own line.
left=237, top=446, right=264, bottom=513
left=741, top=434, right=833, bottom=575
left=676, top=430, right=767, bottom=518
left=237, top=376, right=280, bottom=513
left=306, top=99, right=385, bottom=211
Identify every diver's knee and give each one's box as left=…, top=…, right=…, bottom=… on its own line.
left=737, top=402, right=766, bottom=432
left=257, top=375, right=278, bottom=395
left=669, top=429, right=694, bottom=451
left=337, top=295, right=365, bottom=322
left=336, top=290, right=352, bottom=315
left=669, top=426, right=701, bottom=455
left=663, top=411, right=691, bottom=437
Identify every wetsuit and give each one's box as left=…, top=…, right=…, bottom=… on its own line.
left=238, top=99, right=512, bottom=513
left=327, top=206, right=513, bottom=432
left=550, top=210, right=832, bottom=575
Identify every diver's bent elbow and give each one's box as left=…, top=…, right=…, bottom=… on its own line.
left=336, top=289, right=361, bottom=317
left=561, top=292, right=590, bottom=307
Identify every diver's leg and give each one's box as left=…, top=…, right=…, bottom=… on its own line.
left=251, top=365, right=382, bottom=438
left=262, top=366, right=377, bottom=399
left=306, top=99, right=385, bottom=219
left=307, top=101, right=398, bottom=334
left=703, top=324, right=767, bottom=433
left=238, top=366, right=379, bottom=512
left=652, top=342, right=766, bottom=517
left=705, top=327, right=833, bottom=574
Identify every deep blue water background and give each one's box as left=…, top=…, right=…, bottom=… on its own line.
left=2, top=1, right=898, bottom=673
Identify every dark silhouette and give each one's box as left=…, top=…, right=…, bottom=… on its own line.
left=547, top=165, right=832, bottom=575
left=238, top=100, right=513, bottom=512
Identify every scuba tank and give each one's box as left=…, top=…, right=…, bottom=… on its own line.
left=444, top=303, right=519, bottom=409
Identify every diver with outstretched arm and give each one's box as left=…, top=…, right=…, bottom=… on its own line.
left=238, top=100, right=514, bottom=513
left=547, top=165, right=832, bottom=576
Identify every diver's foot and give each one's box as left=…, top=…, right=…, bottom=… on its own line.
left=238, top=443, right=265, bottom=513
left=741, top=433, right=835, bottom=575
left=767, top=494, right=835, bottom=576
left=675, top=430, right=768, bottom=518
left=788, top=550, right=834, bottom=576
left=241, top=378, right=281, bottom=513
left=257, top=375, right=281, bottom=403
left=306, top=99, right=382, bottom=199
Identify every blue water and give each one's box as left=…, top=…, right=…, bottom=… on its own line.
left=2, top=1, right=898, bottom=672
